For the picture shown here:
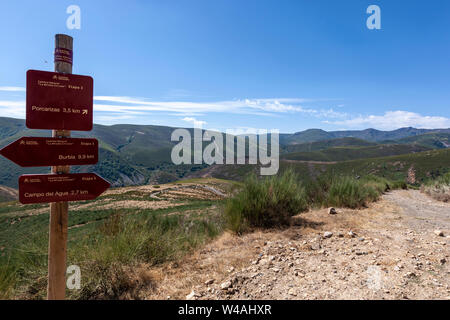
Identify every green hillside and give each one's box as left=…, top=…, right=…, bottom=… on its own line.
left=394, top=132, right=450, bottom=149
left=191, top=148, right=450, bottom=186
left=282, top=137, right=377, bottom=153
left=281, top=144, right=431, bottom=162
left=280, top=129, right=333, bottom=144
left=317, top=148, right=450, bottom=184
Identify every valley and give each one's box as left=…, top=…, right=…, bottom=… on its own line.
left=0, top=117, right=449, bottom=300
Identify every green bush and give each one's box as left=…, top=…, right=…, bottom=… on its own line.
left=325, top=176, right=380, bottom=208
left=303, top=174, right=332, bottom=208
left=224, top=169, right=308, bottom=233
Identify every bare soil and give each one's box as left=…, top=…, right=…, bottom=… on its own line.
left=143, top=190, right=450, bottom=300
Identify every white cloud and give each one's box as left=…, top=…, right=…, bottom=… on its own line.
left=325, top=110, right=450, bottom=130
left=93, top=96, right=318, bottom=115
left=0, top=86, right=25, bottom=92
left=94, top=114, right=136, bottom=124
left=0, top=100, right=25, bottom=118
left=182, top=117, right=207, bottom=128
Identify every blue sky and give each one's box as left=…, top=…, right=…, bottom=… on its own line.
left=0, top=0, right=449, bottom=133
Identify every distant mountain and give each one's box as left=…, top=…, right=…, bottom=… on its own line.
left=0, top=117, right=206, bottom=188
left=394, top=132, right=450, bottom=149
left=0, top=117, right=448, bottom=188
left=281, top=127, right=450, bottom=145
left=280, top=129, right=332, bottom=144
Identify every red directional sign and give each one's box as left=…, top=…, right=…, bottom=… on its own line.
left=19, top=173, right=110, bottom=204
left=0, top=137, right=98, bottom=167
left=26, top=70, right=93, bottom=131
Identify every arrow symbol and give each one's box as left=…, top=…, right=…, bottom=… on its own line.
left=0, top=137, right=98, bottom=167
left=82, top=109, right=88, bottom=115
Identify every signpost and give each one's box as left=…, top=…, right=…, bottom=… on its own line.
left=19, top=173, right=110, bottom=204
left=0, top=34, right=110, bottom=300
left=0, top=137, right=98, bottom=167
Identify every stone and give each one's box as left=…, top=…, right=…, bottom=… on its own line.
left=328, top=207, right=337, bottom=215
left=205, top=279, right=214, bottom=285
left=348, top=231, right=356, bottom=238
left=220, top=280, right=232, bottom=290
left=227, top=288, right=235, bottom=294
left=186, top=290, right=197, bottom=300
left=434, top=230, right=444, bottom=237
left=323, top=231, right=333, bottom=239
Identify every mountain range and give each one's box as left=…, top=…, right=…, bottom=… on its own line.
left=0, top=116, right=449, bottom=189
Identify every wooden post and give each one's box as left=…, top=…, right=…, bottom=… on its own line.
left=47, top=34, right=73, bottom=300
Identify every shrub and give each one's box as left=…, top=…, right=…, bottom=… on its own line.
left=303, top=174, right=332, bottom=208
left=67, top=207, right=223, bottom=299
left=325, top=176, right=380, bottom=208
left=224, top=169, right=308, bottom=233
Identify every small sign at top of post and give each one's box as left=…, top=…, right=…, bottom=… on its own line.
left=54, top=47, right=73, bottom=65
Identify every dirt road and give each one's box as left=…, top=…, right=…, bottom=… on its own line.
left=383, top=189, right=450, bottom=232
left=143, top=190, right=450, bottom=300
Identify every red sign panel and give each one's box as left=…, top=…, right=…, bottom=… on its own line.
left=0, top=137, right=98, bottom=167
left=54, top=48, right=73, bottom=65
left=19, top=173, right=110, bottom=204
left=26, top=70, right=93, bottom=131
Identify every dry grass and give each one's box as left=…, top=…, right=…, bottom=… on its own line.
left=141, top=231, right=277, bottom=299
left=94, top=200, right=185, bottom=210
left=140, top=199, right=390, bottom=300
left=421, top=172, right=450, bottom=202
left=422, top=185, right=450, bottom=202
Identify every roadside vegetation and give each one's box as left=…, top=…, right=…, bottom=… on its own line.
left=224, top=171, right=408, bottom=233
left=224, top=169, right=308, bottom=233
left=422, top=172, right=450, bottom=202
left=0, top=185, right=224, bottom=300
left=0, top=171, right=448, bottom=299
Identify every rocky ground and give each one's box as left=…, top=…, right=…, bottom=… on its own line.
left=143, top=190, right=450, bottom=300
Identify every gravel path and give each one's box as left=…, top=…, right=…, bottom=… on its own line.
left=145, top=190, right=450, bottom=300
left=383, top=189, right=450, bottom=231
